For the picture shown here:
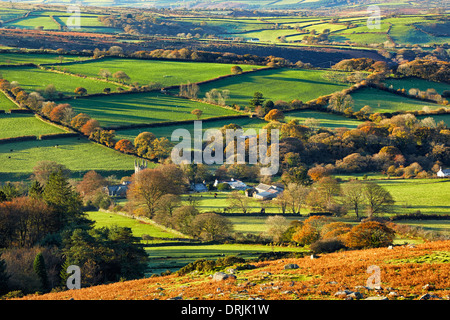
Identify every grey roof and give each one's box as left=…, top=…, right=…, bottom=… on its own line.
left=192, top=183, right=208, bottom=192
left=105, top=185, right=128, bottom=197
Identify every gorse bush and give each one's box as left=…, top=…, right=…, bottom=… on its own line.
left=176, top=255, right=245, bottom=276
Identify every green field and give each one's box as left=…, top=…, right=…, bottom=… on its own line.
left=386, top=16, right=449, bottom=45
left=181, top=191, right=280, bottom=215
left=0, top=66, right=123, bottom=97
left=0, top=52, right=91, bottom=65
left=350, top=87, right=442, bottom=113
left=0, top=113, right=66, bottom=139
left=284, top=110, right=362, bottom=129
left=5, top=16, right=60, bottom=30
left=383, top=78, right=450, bottom=95
left=375, top=178, right=450, bottom=216
left=0, top=136, right=143, bottom=181
left=49, top=58, right=261, bottom=87
left=68, top=92, right=241, bottom=128
left=224, top=29, right=303, bottom=43
left=0, top=7, right=29, bottom=21
left=0, top=91, right=18, bottom=111
left=114, top=116, right=267, bottom=141
left=228, top=216, right=302, bottom=235
left=196, top=68, right=350, bottom=107
left=87, top=211, right=183, bottom=239
left=416, top=114, right=450, bottom=127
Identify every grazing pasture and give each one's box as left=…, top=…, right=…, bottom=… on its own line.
left=49, top=57, right=262, bottom=87
left=0, top=91, right=18, bottom=110
left=0, top=136, right=141, bottom=181
left=87, top=211, right=183, bottom=240
left=114, top=116, right=267, bottom=141
left=284, top=110, right=362, bottom=129
left=350, top=87, right=442, bottom=113
left=0, top=52, right=90, bottom=65
left=0, top=66, right=123, bottom=97
left=4, top=16, right=60, bottom=30
left=0, top=113, right=66, bottom=139
left=383, top=77, right=450, bottom=95
left=196, top=68, right=350, bottom=107
left=68, top=92, right=241, bottom=128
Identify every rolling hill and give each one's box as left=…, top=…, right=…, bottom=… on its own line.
left=15, top=240, right=450, bottom=300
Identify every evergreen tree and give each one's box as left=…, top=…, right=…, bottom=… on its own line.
left=33, top=253, right=49, bottom=292
left=59, top=258, right=71, bottom=287
left=28, top=180, right=44, bottom=199
left=0, top=183, right=19, bottom=201
left=42, top=169, right=91, bottom=231
left=249, top=91, right=265, bottom=110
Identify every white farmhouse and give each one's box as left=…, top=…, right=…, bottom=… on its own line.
left=437, top=167, right=450, bottom=178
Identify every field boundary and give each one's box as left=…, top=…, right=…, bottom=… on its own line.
left=98, top=209, right=191, bottom=239
left=104, top=113, right=251, bottom=131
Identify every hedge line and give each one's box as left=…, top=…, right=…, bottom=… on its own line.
left=103, top=114, right=251, bottom=131
left=0, top=135, right=37, bottom=145
left=9, top=109, right=33, bottom=114
left=390, top=212, right=450, bottom=221
left=0, top=63, right=37, bottom=68
left=39, top=132, right=80, bottom=140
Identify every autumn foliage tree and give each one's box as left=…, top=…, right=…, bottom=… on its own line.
left=345, top=221, right=395, bottom=249
left=114, top=139, right=135, bottom=154
left=191, top=109, right=203, bottom=120
left=264, top=109, right=285, bottom=122
left=49, top=103, right=73, bottom=124
left=231, top=65, right=243, bottom=74
left=0, top=197, right=57, bottom=248
left=70, top=113, right=91, bottom=130
left=74, top=87, right=87, bottom=96
left=81, top=119, right=100, bottom=136
left=77, top=171, right=107, bottom=198
left=127, top=165, right=185, bottom=217
left=292, top=216, right=332, bottom=245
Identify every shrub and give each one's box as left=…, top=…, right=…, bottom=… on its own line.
left=176, top=259, right=216, bottom=275
left=217, top=183, right=231, bottom=191
left=345, top=221, right=395, bottom=249
left=292, top=223, right=320, bottom=245
left=216, top=256, right=245, bottom=267
left=310, top=238, right=346, bottom=254
left=231, top=66, right=243, bottom=74
left=321, top=222, right=352, bottom=241
left=114, top=139, right=135, bottom=154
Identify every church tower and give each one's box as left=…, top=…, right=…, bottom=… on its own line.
left=134, top=159, right=148, bottom=174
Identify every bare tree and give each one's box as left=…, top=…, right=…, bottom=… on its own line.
left=341, top=180, right=365, bottom=218
left=227, top=191, right=251, bottom=214
left=363, top=182, right=395, bottom=219
left=265, top=215, right=290, bottom=242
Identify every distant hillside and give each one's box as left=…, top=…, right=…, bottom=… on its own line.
left=1, top=0, right=446, bottom=10
left=17, top=240, right=450, bottom=300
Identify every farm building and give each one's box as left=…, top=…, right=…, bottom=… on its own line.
left=104, top=181, right=131, bottom=198
left=191, top=182, right=208, bottom=193
left=437, top=167, right=450, bottom=178
left=213, top=178, right=248, bottom=190
left=253, top=183, right=284, bottom=200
